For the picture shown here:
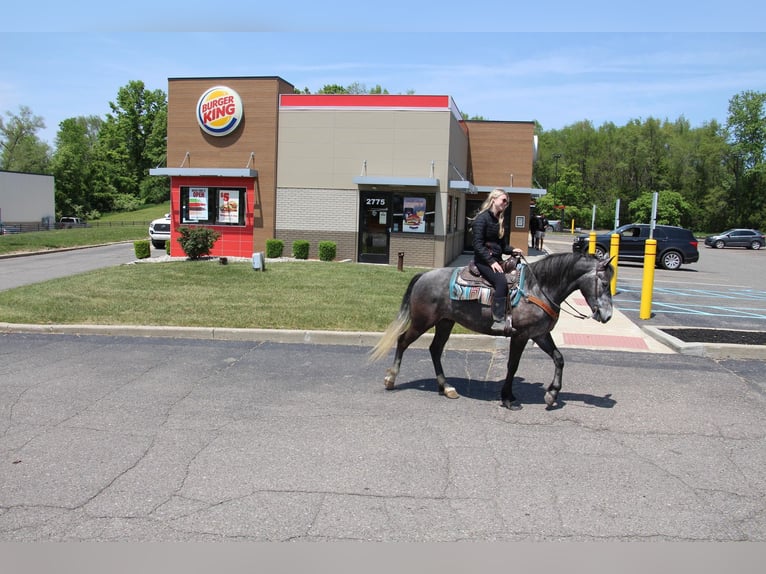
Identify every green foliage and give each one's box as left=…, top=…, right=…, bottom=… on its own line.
left=628, top=191, right=693, bottom=227
left=265, top=239, right=284, bottom=258
left=111, top=193, right=144, bottom=212
left=49, top=81, right=168, bottom=219
left=176, top=226, right=221, bottom=260
left=0, top=105, right=51, bottom=173
left=318, top=241, right=337, bottom=261
left=534, top=91, right=766, bottom=231
left=139, top=175, right=170, bottom=204
left=292, top=240, right=310, bottom=259
left=133, top=240, right=151, bottom=259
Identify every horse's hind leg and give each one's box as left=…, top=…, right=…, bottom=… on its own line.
left=430, top=319, right=457, bottom=398
left=384, top=325, right=429, bottom=390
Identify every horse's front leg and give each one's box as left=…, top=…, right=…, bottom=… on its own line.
left=430, top=319, right=457, bottom=398
left=501, top=336, right=528, bottom=410
left=533, top=332, right=564, bottom=408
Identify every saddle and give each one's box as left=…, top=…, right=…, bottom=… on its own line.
left=456, top=257, right=520, bottom=289
left=450, top=258, right=522, bottom=306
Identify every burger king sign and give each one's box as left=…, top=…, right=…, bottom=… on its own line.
left=196, top=86, right=243, bottom=137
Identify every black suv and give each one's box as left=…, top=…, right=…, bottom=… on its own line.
left=572, top=223, right=699, bottom=270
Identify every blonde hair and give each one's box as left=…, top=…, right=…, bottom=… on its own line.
left=471, top=188, right=508, bottom=238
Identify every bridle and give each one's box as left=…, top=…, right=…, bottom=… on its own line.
left=518, top=254, right=603, bottom=321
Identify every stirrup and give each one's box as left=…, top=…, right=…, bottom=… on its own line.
left=491, top=317, right=516, bottom=337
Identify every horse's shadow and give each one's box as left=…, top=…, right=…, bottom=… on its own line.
left=392, top=377, right=616, bottom=409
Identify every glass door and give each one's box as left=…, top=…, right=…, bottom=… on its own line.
left=359, top=191, right=390, bottom=264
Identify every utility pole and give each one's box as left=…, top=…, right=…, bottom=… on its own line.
left=552, top=153, right=562, bottom=214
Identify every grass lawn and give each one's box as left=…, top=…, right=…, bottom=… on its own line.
left=0, top=259, right=430, bottom=332
left=1, top=201, right=475, bottom=333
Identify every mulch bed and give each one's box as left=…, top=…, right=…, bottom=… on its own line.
left=661, top=328, right=766, bottom=345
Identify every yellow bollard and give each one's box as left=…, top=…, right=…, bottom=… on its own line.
left=588, top=231, right=596, bottom=255
left=639, top=239, right=657, bottom=320
left=609, top=233, right=620, bottom=295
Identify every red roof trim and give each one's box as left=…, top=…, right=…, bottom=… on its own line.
left=280, top=94, right=451, bottom=109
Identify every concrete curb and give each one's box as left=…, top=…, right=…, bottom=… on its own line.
left=0, top=322, right=510, bottom=353
left=642, top=325, right=766, bottom=360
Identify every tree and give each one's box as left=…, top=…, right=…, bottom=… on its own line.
left=726, top=90, right=766, bottom=229
left=628, top=190, right=693, bottom=227
left=50, top=116, right=102, bottom=217
left=94, top=80, right=167, bottom=206
left=0, top=105, right=51, bottom=173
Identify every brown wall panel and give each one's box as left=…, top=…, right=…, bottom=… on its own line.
left=465, top=121, right=535, bottom=188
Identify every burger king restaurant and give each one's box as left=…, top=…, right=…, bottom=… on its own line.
left=150, top=76, right=541, bottom=267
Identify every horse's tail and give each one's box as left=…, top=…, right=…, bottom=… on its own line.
left=368, top=272, right=423, bottom=362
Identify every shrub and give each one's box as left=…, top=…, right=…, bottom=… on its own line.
left=165, top=240, right=171, bottom=255
left=176, top=226, right=221, bottom=260
left=266, top=239, right=284, bottom=258
left=292, top=240, right=310, bottom=260
left=133, top=240, right=151, bottom=259
left=318, top=241, right=336, bottom=261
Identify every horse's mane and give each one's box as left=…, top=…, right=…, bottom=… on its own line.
left=527, top=252, right=597, bottom=287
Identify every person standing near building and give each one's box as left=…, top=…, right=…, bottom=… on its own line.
left=529, top=211, right=540, bottom=249
left=471, top=188, right=521, bottom=336
left=536, top=213, right=549, bottom=251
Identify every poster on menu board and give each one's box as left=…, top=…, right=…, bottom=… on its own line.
left=218, top=189, right=240, bottom=224
left=188, top=187, right=208, bottom=221
left=403, top=197, right=426, bottom=233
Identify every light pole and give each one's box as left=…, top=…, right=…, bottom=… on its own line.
left=552, top=153, right=562, bottom=214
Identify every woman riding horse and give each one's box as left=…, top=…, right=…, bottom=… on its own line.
left=470, top=188, right=522, bottom=336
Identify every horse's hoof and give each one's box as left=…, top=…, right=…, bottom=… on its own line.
left=544, top=391, right=557, bottom=407
left=441, top=387, right=459, bottom=399
left=384, top=379, right=396, bottom=390
left=501, top=399, right=522, bottom=411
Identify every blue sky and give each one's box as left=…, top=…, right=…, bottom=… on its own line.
left=1, top=30, right=764, bottom=147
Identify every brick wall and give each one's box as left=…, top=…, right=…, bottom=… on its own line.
left=276, top=229, right=357, bottom=261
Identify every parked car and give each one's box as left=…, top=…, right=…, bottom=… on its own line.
left=0, top=222, right=20, bottom=234
left=545, top=219, right=562, bottom=232
left=57, top=217, right=87, bottom=228
left=149, top=214, right=171, bottom=248
left=703, top=228, right=764, bottom=250
left=572, top=223, right=699, bottom=270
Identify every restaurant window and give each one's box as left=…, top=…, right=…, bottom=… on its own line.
left=180, top=186, right=246, bottom=226
left=391, top=193, right=436, bottom=235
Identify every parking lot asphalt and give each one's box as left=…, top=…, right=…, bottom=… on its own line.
left=1, top=242, right=765, bottom=544
left=1, top=330, right=765, bottom=542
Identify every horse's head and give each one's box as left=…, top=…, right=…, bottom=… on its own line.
left=580, top=255, right=614, bottom=323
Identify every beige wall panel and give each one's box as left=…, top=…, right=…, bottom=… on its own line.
left=276, top=188, right=357, bottom=233
left=278, top=126, right=334, bottom=145
left=334, top=110, right=401, bottom=129
left=279, top=111, right=335, bottom=130
left=279, top=108, right=455, bottom=189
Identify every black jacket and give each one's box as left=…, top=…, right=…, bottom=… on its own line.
left=472, top=210, right=513, bottom=266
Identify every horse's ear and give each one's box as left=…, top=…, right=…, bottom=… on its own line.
left=598, top=256, right=615, bottom=271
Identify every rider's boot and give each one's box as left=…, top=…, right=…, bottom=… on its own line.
left=491, top=296, right=516, bottom=337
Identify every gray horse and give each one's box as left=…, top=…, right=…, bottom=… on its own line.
left=370, top=252, right=615, bottom=409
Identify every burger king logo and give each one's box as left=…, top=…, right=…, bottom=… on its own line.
left=196, top=86, right=243, bottom=137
